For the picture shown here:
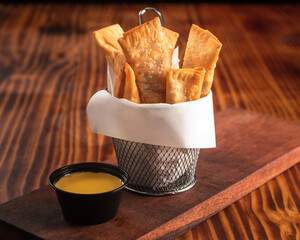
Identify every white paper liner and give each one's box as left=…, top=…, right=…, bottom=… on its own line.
left=87, top=90, right=215, bottom=148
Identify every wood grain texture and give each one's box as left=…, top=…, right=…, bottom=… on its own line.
left=0, top=3, right=299, bottom=239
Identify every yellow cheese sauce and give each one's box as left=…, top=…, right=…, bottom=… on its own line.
left=55, top=171, right=123, bottom=194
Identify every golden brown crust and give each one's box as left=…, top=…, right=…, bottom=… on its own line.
left=123, top=63, right=141, bottom=103
left=93, top=24, right=124, bottom=67
left=112, top=52, right=126, bottom=98
left=166, top=68, right=206, bottom=104
left=118, top=17, right=179, bottom=103
left=162, top=27, right=179, bottom=50
left=182, top=24, right=222, bottom=97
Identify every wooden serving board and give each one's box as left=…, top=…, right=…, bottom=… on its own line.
left=0, top=108, right=299, bottom=240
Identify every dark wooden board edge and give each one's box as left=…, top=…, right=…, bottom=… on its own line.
left=141, top=146, right=300, bottom=239
left=0, top=219, right=42, bottom=240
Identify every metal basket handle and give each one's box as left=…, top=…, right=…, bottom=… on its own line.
left=138, top=7, right=165, bottom=27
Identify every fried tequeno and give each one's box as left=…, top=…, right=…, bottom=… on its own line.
left=182, top=24, right=222, bottom=97
left=122, top=63, right=141, bottom=103
left=111, top=52, right=140, bottom=102
left=94, top=25, right=137, bottom=100
left=162, top=27, right=179, bottom=50
left=166, top=68, right=206, bottom=104
left=94, top=24, right=124, bottom=67
left=118, top=17, right=179, bottom=103
left=112, top=51, right=126, bottom=98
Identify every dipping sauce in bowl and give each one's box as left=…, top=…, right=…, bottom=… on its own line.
left=55, top=171, right=123, bottom=194
left=49, top=162, right=128, bottom=225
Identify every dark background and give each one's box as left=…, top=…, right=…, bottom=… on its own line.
left=1, top=0, right=297, bottom=4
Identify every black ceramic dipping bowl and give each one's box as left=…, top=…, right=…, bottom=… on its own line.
left=49, top=162, right=128, bottom=225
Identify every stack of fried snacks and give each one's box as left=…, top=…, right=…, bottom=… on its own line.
left=94, top=17, right=222, bottom=104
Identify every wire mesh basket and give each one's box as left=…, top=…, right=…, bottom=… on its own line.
left=112, top=8, right=201, bottom=195
left=113, top=138, right=200, bottom=195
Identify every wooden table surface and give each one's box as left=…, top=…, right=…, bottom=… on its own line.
left=0, top=3, right=299, bottom=239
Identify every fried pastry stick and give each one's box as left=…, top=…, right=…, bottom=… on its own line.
left=166, top=68, right=205, bottom=104
left=94, top=24, right=124, bottom=67
left=112, top=52, right=126, bottom=98
left=182, top=24, right=222, bottom=97
left=111, top=52, right=140, bottom=103
left=123, top=63, right=141, bottom=103
left=94, top=24, right=140, bottom=103
left=118, top=17, right=179, bottom=103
